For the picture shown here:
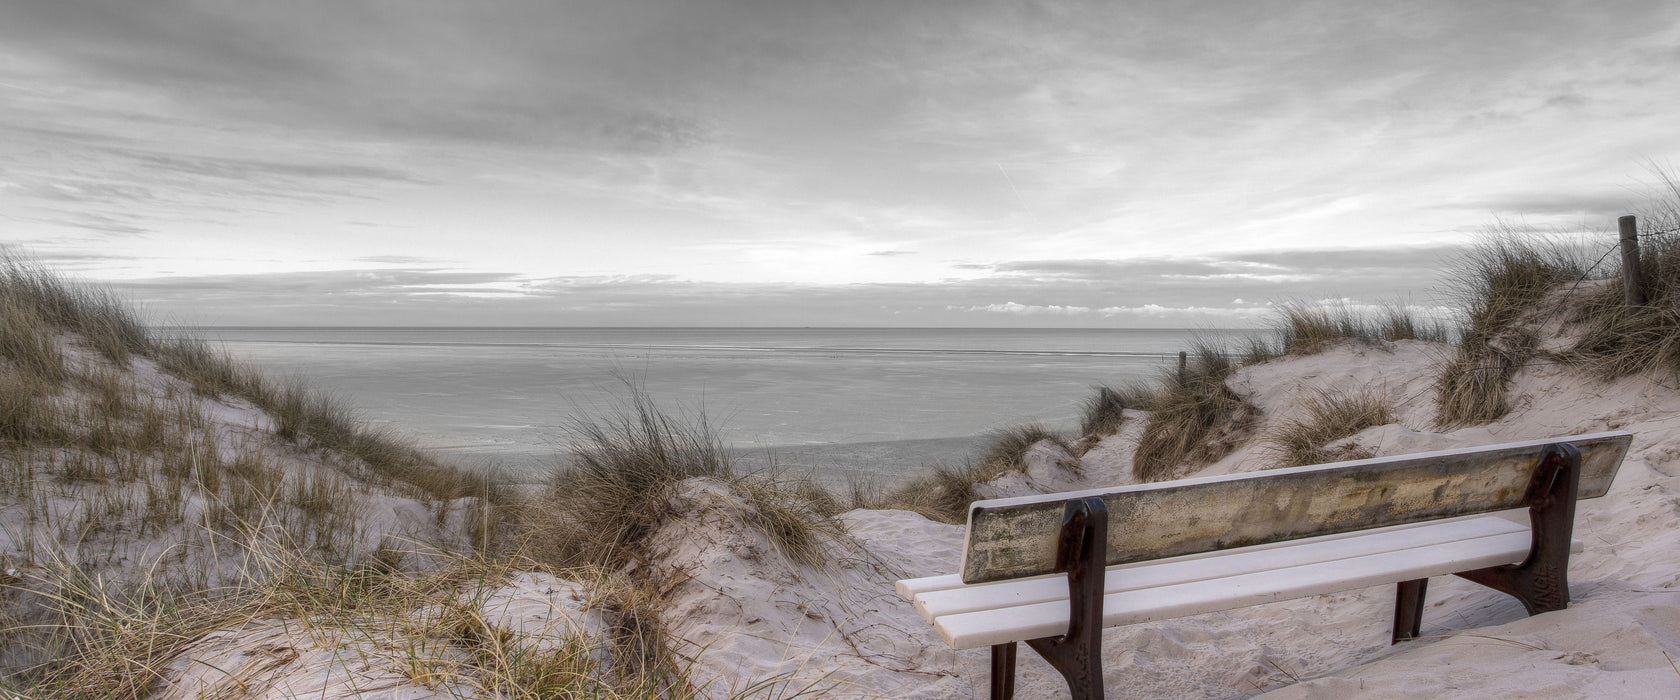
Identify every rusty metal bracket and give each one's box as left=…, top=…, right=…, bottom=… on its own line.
left=985, top=496, right=1108, bottom=699
left=989, top=642, right=1016, bottom=700
left=1454, top=442, right=1581, bottom=616
left=1392, top=578, right=1429, bottom=643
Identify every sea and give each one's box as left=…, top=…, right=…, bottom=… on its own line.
left=167, top=327, right=1260, bottom=485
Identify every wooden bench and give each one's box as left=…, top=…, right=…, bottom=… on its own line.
left=896, top=431, right=1632, bottom=699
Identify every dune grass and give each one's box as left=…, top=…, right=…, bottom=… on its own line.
left=1270, top=303, right=1451, bottom=356
left=1431, top=233, right=1589, bottom=427
left=531, top=387, right=845, bottom=571
left=1264, top=387, right=1394, bottom=468
left=1, top=252, right=487, bottom=504
left=1569, top=175, right=1680, bottom=379
left=1078, top=383, right=1157, bottom=439
left=1447, top=233, right=1588, bottom=350
left=1132, top=343, right=1260, bottom=482
left=154, top=336, right=491, bottom=501
left=0, top=256, right=828, bottom=697
left=5, top=534, right=697, bottom=699
left=866, top=424, right=1077, bottom=524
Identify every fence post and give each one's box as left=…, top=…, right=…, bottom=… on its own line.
left=1620, top=215, right=1645, bottom=307
left=1177, top=351, right=1187, bottom=383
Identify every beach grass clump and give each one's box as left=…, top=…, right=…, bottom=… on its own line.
left=533, top=388, right=845, bottom=572
left=6, top=538, right=689, bottom=699
left=1078, top=383, right=1157, bottom=439
left=1, top=250, right=487, bottom=504
left=873, top=424, right=1078, bottom=523
left=0, top=257, right=148, bottom=367
left=1375, top=303, right=1452, bottom=343
left=1569, top=176, right=1680, bottom=378
left=1132, top=342, right=1259, bottom=482
left=976, top=423, right=1072, bottom=474
left=1275, top=305, right=1372, bottom=355
left=1448, top=233, right=1588, bottom=349
left=534, top=390, right=728, bottom=570
left=874, top=463, right=988, bottom=524
left=1264, top=387, right=1394, bottom=468
left=728, top=471, right=850, bottom=568
left=1432, top=233, right=1587, bottom=427
left=1271, top=303, right=1451, bottom=356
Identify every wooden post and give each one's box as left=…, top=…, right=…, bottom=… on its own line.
left=1176, top=351, right=1187, bottom=383
left=1620, top=215, right=1645, bottom=307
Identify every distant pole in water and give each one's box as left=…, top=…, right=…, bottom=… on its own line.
left=1177, top=351, right=1187, bottom=383
left=1620, top=215, right=1645, bottom=307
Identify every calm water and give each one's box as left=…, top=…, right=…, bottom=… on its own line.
left=168, top=327, right=1258, bottom=482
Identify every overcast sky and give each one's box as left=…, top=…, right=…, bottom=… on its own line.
left=3, top=1, right=1678, bottom=327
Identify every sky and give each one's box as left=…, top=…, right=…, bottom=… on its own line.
left=2, top=1, right=1679, bottom=327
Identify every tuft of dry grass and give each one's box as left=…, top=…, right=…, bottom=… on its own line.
left=1132, top=343, right=1260, bottom=482
left=1264, top=387, right=1394, bottom=468
left=976, top=423, right=1072, bottom=474
left=1078, top=383, right=1156, bottom=439
left=871, top=424, right=1079, bottom=524
left=873, top=462, right=987, bottom=525
left=0, top=257, right=148, bottom=368
left=728, top=471, right=850, bottom=569
left=1434, top=343, right=1521, bottom=429
left=1446, top=232, right=1588, bottom=349
left=1272, top=303, right=1452, bottom=356
left=1569, top=173, right=1680, bottom=378
left=1275, top=305, right=1372, bottom=355
left=1431, top=232, right=1587, bottom=427
left=532, top=387, right=845, bottom=573
left=5, top=539, right=705, bottom=699
left=533, top=389, right=728, bottom=570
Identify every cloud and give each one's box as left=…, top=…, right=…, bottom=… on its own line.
left=102, top=241, right=1471, bottom=327
left=0, top=1, right=720, bottom=153
left=1459, top=191, right=1634, bottom=218
left=867, top=250, right=916, bottom=257
left=355, top=255, right=436, bottom=264
left=122, top=150, right=422, bottom=184
left=955, top=302, right=1092, bottom=315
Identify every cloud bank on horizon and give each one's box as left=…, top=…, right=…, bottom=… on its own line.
left=1, top=0, right=1677, bottom=326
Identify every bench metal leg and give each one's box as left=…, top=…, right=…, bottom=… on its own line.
left=1016, top=496, right=1108, bottom=700
left=1454, top=442, right=1580, bottom=616
left=990, top=642, right=1016, bottom=700
left=1392, top=578, right=1428, bottom=643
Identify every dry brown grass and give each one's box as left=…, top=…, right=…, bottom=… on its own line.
left=1132, top=343, right=1260, bottom=482
left=1568, top=174, right=1680, bottom=379
left=1272, top=303, right=1451, bottom=356
left=0, top=258, right=148, bottom=368
left=1447, top=233, right=1588, bottom=350
left=531, top=388, right=844, bottom=572
left=5, top=541, right=705, bottom=699
left=976, top=423, right=1072, bottom=473
left=1431, top=232, right=1588, bottom=427
left=0, top=256, right=778, bottom=696
left=1078, top=383, right=1156, bottom=439
left=873, top=462, right=987, bottom=525
left=1264, top=387, right=1394, bottom=468
left=870, top=424, right=1077, bottom=524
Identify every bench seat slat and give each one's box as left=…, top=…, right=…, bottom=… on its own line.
left=907, top=516, right=1527, bottom=622
left=931, top=529, right=1575, bottom=650
left=895, top=515, right=1523, bottom=599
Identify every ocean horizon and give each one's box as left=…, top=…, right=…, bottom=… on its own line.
left=167, top=326, right=1263, bottom=483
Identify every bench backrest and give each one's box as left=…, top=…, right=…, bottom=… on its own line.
left=959, top=431, right=1632, bottom=584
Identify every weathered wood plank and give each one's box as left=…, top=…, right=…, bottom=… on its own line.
left=959, top=431, right=1632, bottom=584
left=919, top=516, right=1526, bottom=621
left=940, top=531, right=1550, bottom=649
